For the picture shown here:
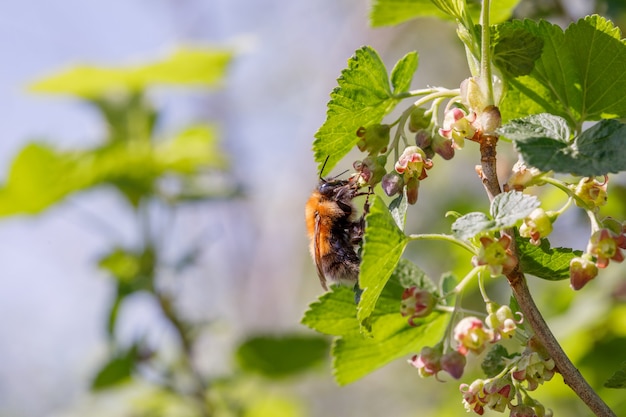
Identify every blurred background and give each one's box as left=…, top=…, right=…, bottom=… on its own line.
left=1, top=1, right=625, bottom=416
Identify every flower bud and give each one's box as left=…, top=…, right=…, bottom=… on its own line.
left=569, top=256, right=599, bottom=290
left=381, top=172, right=404, bottom=197
left=408, top=106, right=430, bottom=132
left=519, top=208, right=555, bottom=245
left=356, top=124, right=390, bottom=155
left=441, top=350, right=466, bottom=379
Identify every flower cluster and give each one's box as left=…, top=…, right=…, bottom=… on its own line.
left=459, top=343, right=554, bottom=416
left=453, top=305, right=522, bottom=356
left=511, top=349, right=556, bottom=391
left=461, top=377, right=514, bottom=415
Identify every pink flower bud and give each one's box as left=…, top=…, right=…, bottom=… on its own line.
left=569, top=256, right=599, bottom=290
left=441, top=350, right=466, bottom=379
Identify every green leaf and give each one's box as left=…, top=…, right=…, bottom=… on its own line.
left=498, top=113, right=571, bottom=142
left=452, top=212, right=494, bottom=240
left=357, top=196, right=409, bottom=333
left=314, top=46, right=413, bottom=172
left=452, top=192, right=539, bottom=240
left=369, top=0, right=520, bottom=27
left=301, top=286, right=361, bottom=337
left=235, top=335, right=330, bottom=379
left=0, top=126, right=225, bottom=216
left=389, top=191, right=408, bottom=230
left=500, top=16, right=626, bottom=126
left=604, top=361, right=626, bottom=389
left=490, top=191, right=540, bottom=228
left=514, top=119, right=626, bottom=176
left=332, top=276, right=448, bottom=385
left=439, top=272, right=458, bottom=306
left=517, top=236, right=582, bottom=281
left=391, top=51, right=418, bottom=94
left=396, top=258, right=436, bottom=292
left=30, top=48, right=232, bottom=98
left=481, top=345, right=514, bottom=377
left=92, top=345, right=139, bottom=390
left=370, top=0, right=451, bottom=27
left=493, top=20, right=544, bottom=78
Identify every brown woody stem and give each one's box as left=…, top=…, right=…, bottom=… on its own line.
left=478, top=131, right=616, bottom=417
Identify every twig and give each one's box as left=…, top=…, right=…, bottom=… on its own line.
left=477, top=130, right=616, bottom=417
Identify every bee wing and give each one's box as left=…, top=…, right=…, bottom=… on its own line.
left=314, top=213, right=328, bottom=290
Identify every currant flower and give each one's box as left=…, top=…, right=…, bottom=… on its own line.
left=519, top=208, right=556, bottom=246
left=573, top=176, right=608, bottom=210
left=569, top=256, right=599, bottom=290
left=353, top=155, right=387, bottom=187
left=460, top=379, right=488, bottom=415
left=400, top=287, right=435, bottom=326
left=460, top=376, right=513, bottom=415
left=587, top=228, right=626, bottom=268
left=439, top=107, right=476, bottom=149
left=511, top=351, right=555, bottom=391
left=504, top=160, right=543, bottom=192
left=454, top=316, right=494, bottom=355
left=394, top=146, right=433, bottom=204
left=408, top=345, right=442, bottom=378
left=483, top=377, right=515, bottom=413
left=473, top=234, right=517, bottom=276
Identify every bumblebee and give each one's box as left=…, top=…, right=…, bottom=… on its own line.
left=305, top=170, right=369, bottom=290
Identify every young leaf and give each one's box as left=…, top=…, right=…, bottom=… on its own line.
left=481, top=345, right=514, bottom=378
left=369, top=0, right=520, bottom=27
left=490, top=191, right=540, bottom=229
left=514, top=119, right=626, bottom=176
left=498, top=113, right=570, bottom=142
left=235, top=335, right=330, bottom=379
left=500, top=16, right=626, bottom=126
left=452, top=192, right=539, bottom=240
left=492, top=21, right=544, bottom=79
left=92, top=345, right=139, bottom=390
left=30, top=48, right=232, bottom=98
left=439, top=272, right=458, bottom=306
left=391, top=51, right=418, bottom=94
left=604, top=361, right=626, bottom=389
left=389, top=192, right=408, bottom=230
left=517, top=236, right=582, bottom=281
left=357, top=196, right=409, bottom=333
left=452, top=212, right=494, bottom=241
left=313, top=46, right=416, bottom=172
left=396, top=258, right=437, bottom=292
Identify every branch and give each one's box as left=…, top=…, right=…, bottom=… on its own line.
left=477, top=130, right=616, bottom=417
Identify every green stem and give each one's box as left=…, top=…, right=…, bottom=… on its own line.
left=407, top=233, right=477, bottom=255
left=479, top=0, right=494, bottom=106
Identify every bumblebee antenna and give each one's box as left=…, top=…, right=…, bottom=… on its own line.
left=319, top=156, right=331, bottom=180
